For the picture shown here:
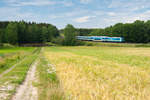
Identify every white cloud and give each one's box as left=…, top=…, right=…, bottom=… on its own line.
left=102, top=10, right=150, bottom=27
left=4, top=0, right=75, bottom=7
left=74, top=16, right=90, bottom=23
left=107, top=12, right=116, bottom=16
left=108, top=0, right=150, bottom=11
left=0, top=7, right=19, bottom=20
left=1, top=0, right=150, bottom=29
left=74, top=16, right=95, bottom=23
left=6, top=0, right=18, bottom=3
left=125, top=10, right=150, bottom=23
left=19, top=1, right=55, bottom=6
left=108, top=0, right=123, bottom=8
left=62, top=1, right=74, bottom=7
left=4, top=0, right=74, bottom=7
left=0, top=6, right=43, bottom=22
left=80, top=0, right=92, bottom=4
left=4, top=0, right=56, bottom=6
left=15, top=1, right=54, bottom=6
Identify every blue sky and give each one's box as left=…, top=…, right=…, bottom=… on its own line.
left=0, top=0, right=150, bottom=29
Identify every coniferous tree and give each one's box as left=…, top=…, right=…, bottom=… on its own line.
left=18, top=21, right=26, bottom=44
left=41, top=26, right=48, bottom=43
left=0, top=29, right=2, bottom=44
left=5, top=22, right=18, bottom=44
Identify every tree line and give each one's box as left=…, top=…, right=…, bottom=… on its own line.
left=76, top=20, right=150, bottom=43
left=0, top=20, right=150, bottom=46
left=0, top=21, right=59, bottom=45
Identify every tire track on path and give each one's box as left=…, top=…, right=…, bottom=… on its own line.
left=0, top=57, right=27, bottom=78
left=0, top=48, right=38, bottom=78
left=11, top=59, right=38, bottom=100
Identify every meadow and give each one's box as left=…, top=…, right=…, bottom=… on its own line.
left=0, top=47, right=34, bottom=74
left=1, top=45, right=150, bottom=100
left=44, top=46, right=150, bottom=100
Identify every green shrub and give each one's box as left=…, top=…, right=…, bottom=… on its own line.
left=0, top=60, right=5, bottom=68
left=51, top=37, right=64, bottom=45
left=2, top=43, right=15, bottom=48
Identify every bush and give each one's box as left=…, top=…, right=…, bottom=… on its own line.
left=0, top=59, right=5, bottom=68
left=46, top=42, right=57, bottom=46
left=51, top=37, right=64, bottom=45
left=3, top=43, right=15, bottom=48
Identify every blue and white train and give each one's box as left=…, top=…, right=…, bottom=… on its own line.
left=76, top=36, right=124, bottom=42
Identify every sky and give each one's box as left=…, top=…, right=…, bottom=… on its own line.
left=0, top=0, right=150, bottom=29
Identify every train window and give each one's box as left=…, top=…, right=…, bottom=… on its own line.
left=112, top=38, right=120, bottom=40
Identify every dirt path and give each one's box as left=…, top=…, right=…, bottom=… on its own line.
left=11, top=60, right=38, bottom=100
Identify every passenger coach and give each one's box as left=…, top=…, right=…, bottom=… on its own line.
left=76, top=36, right=124, bottom=42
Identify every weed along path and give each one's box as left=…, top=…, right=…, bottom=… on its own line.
left=12, top=60, right=38, bottom=100
left=0, top=57, right=27, bottom=78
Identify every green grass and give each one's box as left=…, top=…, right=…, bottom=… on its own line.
left=0, top=48, right=41, bottom=100
left=36, top=50, right=66, bottom=100
left=85, top=41, right=150, bottom=47
left=0, top=47, right=34, bottom=54
left=0, top=47, right=35, bottom=74
left=44, top=46, right=150, bottom=100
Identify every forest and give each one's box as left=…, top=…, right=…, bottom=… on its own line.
left=76, top=20, right=150, bottom=43
left=0, top=21, right=59, bottom=45
left=0, top=20, right=150, bottom=46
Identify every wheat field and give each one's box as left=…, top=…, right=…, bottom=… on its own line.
left=43, top=46, right=150, bottom=100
